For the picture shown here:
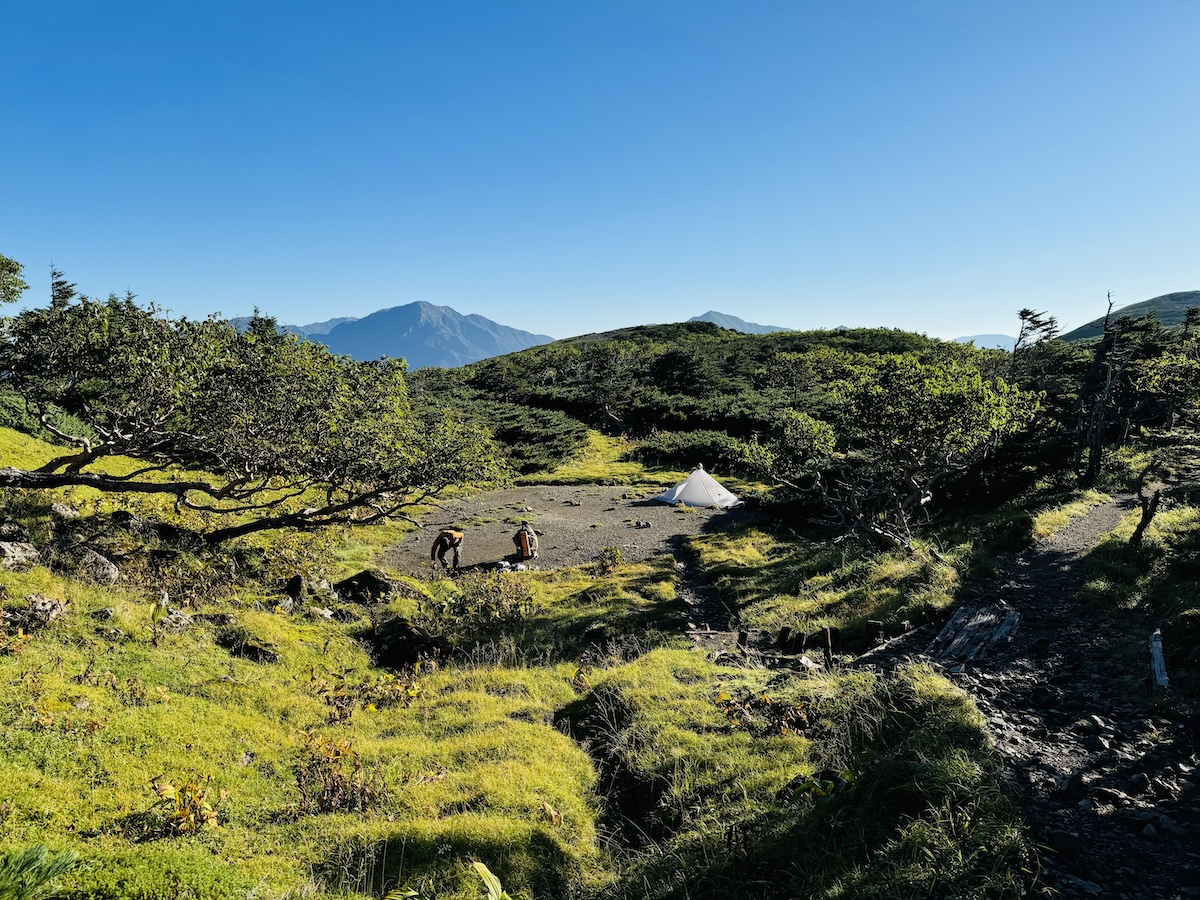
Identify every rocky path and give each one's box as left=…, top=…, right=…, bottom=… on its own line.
left=935, top=497, right=1199, bottom=898
left=667, top=533, right=738, bottom=635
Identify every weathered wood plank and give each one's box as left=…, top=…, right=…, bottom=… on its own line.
left=925, top=605, right=1020, bottom=662
left=1150, top=628, right=1169, bottom=687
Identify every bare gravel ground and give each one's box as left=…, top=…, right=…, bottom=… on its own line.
left=382, top=483, right=753, bottom=586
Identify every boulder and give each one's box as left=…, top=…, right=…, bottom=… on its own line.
left=75, top=548, right=120, bottom=585
left=366, top=616, right=448, bottom=668
left=282, top=574, right=337, bottom=603
left=159, top=609, right=194, bottom=633
left=334, top=569, right=399, bottom=605
left=215, top=626, right=280, bottom=664
left=49, top=502, right=80, bottom=521
left=6, top=593, right=67, bottom=630
left=0, top=521, right=30, bottom=541
left=0, top=541, right=40, bottom=570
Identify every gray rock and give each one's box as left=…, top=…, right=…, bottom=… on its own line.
left=1123, top=772, right=1152, bottom=796
left=0, top=541, right=40, bottom=569
left=1056, top=770, right=1085, bottom=797
left=161, top=610, right=193, bottom=632
left=1047, top=829, right=1081, bottom=853
left=0, top=521, right=30, bottom=540
left=75, top=548, right=119, bottom=585
left=1154, top=814, right=1186, bottom=838
left=1092, top=786, right=1130, bottom=805
left=17, top=594, right=67, bottom=629
left=1057, top=874, right=1104, bottom=896
left=49, top=502, right=80, bottom=520
left=1083, top=734, right=1111, bottom=752
left=333, top=570, right=397, bottom=604
left=282, top=574, right=337, bottom=602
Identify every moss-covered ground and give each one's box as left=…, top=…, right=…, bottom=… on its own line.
left=0, top=426, right=1066, bottom=899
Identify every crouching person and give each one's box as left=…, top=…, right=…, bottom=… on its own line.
left=431, top=529, right=465, bottom=571
left=512, top=521, right=539, bottom=560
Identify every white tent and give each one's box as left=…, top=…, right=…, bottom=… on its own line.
left=653, top=465, right=740, bottom=509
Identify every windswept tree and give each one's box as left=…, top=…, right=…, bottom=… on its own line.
left=0, top=253, right=28, bottom=305
left=832, top=356, right=1037, bottom=548
left=749, top=354, right=1038, bottom=549
left=0, top=281, right=505, bottom=544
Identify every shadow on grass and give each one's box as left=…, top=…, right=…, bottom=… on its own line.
left=319, top=824, right=580, bottom=899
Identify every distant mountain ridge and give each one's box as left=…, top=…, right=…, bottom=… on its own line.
left=313, top=302, right=551, bottom=368
left=1061, top=291, right=1200, bottom=342
left=230, top=303, right=551, bottom=369
left=689, top=311, right=788, bottom=334
left=955, top=334, right=1016, bottom=351
left=229, top=315, right=358, bottom=337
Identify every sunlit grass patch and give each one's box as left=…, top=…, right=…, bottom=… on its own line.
left=561, top=652, right=1029, bottom=899
left=691, top=528, right=958, bottom=639
left=0, top=556, right=608, bottom=899
left=1031, top=488, right=1110, bottom=538
left=533, top=431, right=682, bottom=486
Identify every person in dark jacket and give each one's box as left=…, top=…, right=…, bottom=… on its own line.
left=430, top=529, right=464, bottom=571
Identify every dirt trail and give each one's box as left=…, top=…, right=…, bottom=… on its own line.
left=869, top=497, right=1200, bottom=899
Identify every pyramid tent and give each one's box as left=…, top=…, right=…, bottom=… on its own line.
left=654, top=465, right=740, bottom=509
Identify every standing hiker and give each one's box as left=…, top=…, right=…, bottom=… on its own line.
left=430, top=529, right=465, bottom=571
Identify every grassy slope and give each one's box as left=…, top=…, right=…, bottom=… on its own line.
left=0, top=426, right=1044, bottom=899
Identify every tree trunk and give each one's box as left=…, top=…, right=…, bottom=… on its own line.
left=1129, top=489, right=1162, bottom=547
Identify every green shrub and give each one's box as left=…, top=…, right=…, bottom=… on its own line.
left=627, top=430, right=750, bottom=475
left=0, top=845, right=80, bottom=900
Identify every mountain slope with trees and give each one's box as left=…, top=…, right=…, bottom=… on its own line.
left=1061, top=290, right=1200, bottom=341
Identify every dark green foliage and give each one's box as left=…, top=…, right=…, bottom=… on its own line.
left=412, top=323, right=958, bottom=478
left=0, top=287, right=505, bottom=543
left=0, top=845, right=79, bottom=900
left=627, top=430, right=750, bottom=475
left=0, top=254, right=29, bottom=307
left=458, top=325, right=946, bottom=441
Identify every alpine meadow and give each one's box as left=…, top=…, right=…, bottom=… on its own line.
left=1, top=252, right=1199, bottom=900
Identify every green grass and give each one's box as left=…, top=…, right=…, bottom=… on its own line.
left=524, top=431, right=682, bottom=487
left=690, top=527, right=960, bottom=642
left=559, top=651, right=1030, bottom=899
left=1074, top=501, right=1200, bottom=700
left=0, top=424, right=1033, bottom=898
left=522, top=430, right=771, bottom=495
left=1031, top=489, right=1110, bottom=538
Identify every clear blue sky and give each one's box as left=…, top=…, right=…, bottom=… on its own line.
left=3, top=1, right=1197, bottom=340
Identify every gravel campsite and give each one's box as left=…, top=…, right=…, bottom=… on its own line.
left=383, top=483, right=753, bottom=575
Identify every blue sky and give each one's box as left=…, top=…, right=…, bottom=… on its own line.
left=3, top=1, right=1197, bottom=340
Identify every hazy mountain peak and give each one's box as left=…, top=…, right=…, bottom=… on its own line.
left=313, top=301, right=552, bottom=368
left=689, top=311, right=788, bottom=334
